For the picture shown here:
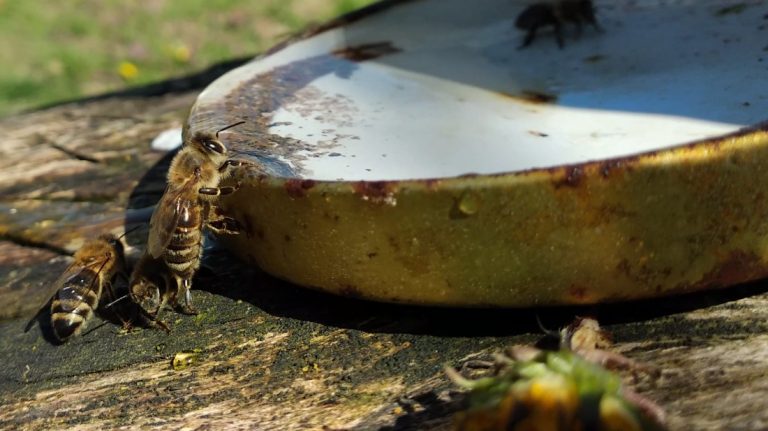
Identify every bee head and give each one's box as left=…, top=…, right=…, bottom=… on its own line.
left=186, top=134, right=228, bottom=168
left=97, top=233, right=128, bottom=268
left=199, top=136, right=226, bottom=156
left=129, top=278, right=162, bottom=317
left=99, top=234, right=123, bottom=252
left=190, top=121, right=244, bottom=155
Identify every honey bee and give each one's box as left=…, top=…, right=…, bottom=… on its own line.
left=516, top=0, right=602, bottom=49
left=447, top=346, right=667, bottom=431
left=537, top=316, right=650, bottom=374
left=127, top=253, right=173, bottom=330
left=142, top=121, right=244, bottom=315
left=28, top=233, right=128, bottom=342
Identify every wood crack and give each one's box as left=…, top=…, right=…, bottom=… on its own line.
left=0, top=232, right=73, bottom=257
left=47, top=142, right=101, bottom=164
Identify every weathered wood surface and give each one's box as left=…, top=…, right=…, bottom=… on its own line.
left=2, top=64, right=768, bottom=431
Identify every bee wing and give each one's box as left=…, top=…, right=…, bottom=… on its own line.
left=24, top=257, right=107, bottom=332
left=147, top=182, right=194, bottom=259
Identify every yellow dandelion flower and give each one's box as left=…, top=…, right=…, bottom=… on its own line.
left=170, top=44, right=191, bottom=64
left=118, top=61, right=139, bottom=81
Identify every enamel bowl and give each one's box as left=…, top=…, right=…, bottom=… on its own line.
left=185, top=0, right=768, bottom=306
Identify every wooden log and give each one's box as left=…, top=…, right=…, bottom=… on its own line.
left=1, top=62, right=768, bottom=431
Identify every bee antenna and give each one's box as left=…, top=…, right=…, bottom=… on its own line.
left=104, top=294, right=129, bottom=309
left=535, top=314, right=560, bottom=338
left=81, top=321, right=110, bottom=337
left=215, top=120, right=246, bottom=138
left=118, top=225, right=142, bottom=240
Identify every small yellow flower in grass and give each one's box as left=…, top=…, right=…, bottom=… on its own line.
left=118, top=61, right=139, bottom=81
left=170, top=44, right=192, bottom=64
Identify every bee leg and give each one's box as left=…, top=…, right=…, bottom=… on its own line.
left=144, top=300, right=172, bottom=332
left=218, top=159, right=244, bottom=173
left=146, top=317, right=171, bottom=333
left=148, top=305, right=172, bottom=332
left=199, top=185, right=239, bottom=196
left=131, top=305, right=170, bottom=332
left=554, top=21, right=565, bottom=48
left=206, top=205, right=242, bottom=234
left=118, top=317, right=134, bottom=334
left=155, top=319, right=171, bottom=333
left=176, top=278, right=199, bottom=315
left=519, top=26, right=538, bottom=49
left=574, top=20, right=583, bottom=39
left=206, top=216, right=241, bottom=235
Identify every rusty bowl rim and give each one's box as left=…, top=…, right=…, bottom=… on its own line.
left=242, top=122, right=767, bottom=193
left=225, top=0, right=768, bottom=192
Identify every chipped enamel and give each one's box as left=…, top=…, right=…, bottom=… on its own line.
left=190, top=0, right=767, bottom=181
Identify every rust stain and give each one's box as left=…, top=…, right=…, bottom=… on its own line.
left=660, top=250, right=768, bottom=297
left=339, top=284, right=362, bottom=298
left=616, top=259, right=631, bottom=278
left=388, top=236, right=400, bottom=252
left=519, top=91, right=557, bottom=104
left=192, top=0, right=768, bottom=194
left=615, top=254, right=672, bottom=289
left=484, top=123, right=765, bottom=190
left=332, top=42, right=401, bottom=62
left=553, top=166, right=585, bottom=188
left=599, top=160, right=630, bottom=178
left=353, top=181, right=397, bottom=205
left=321, top=211, right=341, bottom=223
left=496, top=90, right=558, bottom=104
left=567, top=284, right=591, bottom=303
left=690, top=251, right=768, bottom=291
left=519, top=91, right=558, bottom=104
left=423, top=179, right=442, bottom=191
left=284, top=179, right=317, bottom=198
left=194, top=36, right=403, bottom=177
left=502, top=123, right=768, bottom=185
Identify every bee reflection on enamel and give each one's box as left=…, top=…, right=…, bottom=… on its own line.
left=516, top=0, right=602, bottom=49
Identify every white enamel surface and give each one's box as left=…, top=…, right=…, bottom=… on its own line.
left=150, top=127, right=183, bottom=152
left=192, top=0, right=768, bottom=180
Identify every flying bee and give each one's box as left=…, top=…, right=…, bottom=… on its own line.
left=27, top=232, right=130, bottom=342
left=516, top=0, right=602, bottom=49
left=447, top=346, right=668, bottom=431
left=144, top=121, right=244, bottom=315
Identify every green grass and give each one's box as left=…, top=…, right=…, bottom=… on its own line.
left=0, top=0, right=375, bottom=116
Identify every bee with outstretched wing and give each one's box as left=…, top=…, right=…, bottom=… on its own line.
left=27, top=234, right=127, bottom=342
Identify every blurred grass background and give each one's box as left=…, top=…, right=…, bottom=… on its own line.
left=0, top=0, right=375, bottom=117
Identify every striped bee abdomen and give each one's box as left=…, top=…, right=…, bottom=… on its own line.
left=164, top=204, right=204, bottom=279
left=50, top=272, right=102, bottom=341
